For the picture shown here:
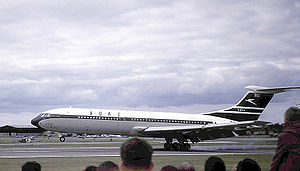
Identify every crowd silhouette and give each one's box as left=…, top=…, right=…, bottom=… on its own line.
left=21, top=106, right=300, bottom=171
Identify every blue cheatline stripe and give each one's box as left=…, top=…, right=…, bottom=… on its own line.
left=224, top=108, right=263, bottom=113
left=205, top=112, right=260, bottom=121
left=41, top=114, right=214, bottom=125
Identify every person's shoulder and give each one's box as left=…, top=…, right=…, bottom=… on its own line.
left=278, top=132, right=299, bottom=145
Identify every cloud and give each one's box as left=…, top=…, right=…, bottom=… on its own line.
left=0, top=0, right=299, bottom=124
left=0, top=112, right=37, bottom=126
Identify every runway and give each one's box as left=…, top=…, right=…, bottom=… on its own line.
left=0, top=137, right=277, bottom=158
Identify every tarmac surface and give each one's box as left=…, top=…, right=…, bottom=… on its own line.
left=0, top=137, right=277, bottom=158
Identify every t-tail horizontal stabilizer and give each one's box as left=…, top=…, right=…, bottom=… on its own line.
left=204, top=85, right=300, bottom=122
left=245, top=86, right=300, bottom=94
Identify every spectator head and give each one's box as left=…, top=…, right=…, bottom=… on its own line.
left=161, top=165, right=178, bottom=171
left=120, top=138, right=153, bottom=171
left=177, top=162, right=195, bottom=171
left=284, top=106, right=300, bottom=124
left=22, top=161, right=41, bottom=171
left=205, top=156, right=226, bottom=171
left=85, top=165, right=97, bottom=171
left=236, top=158, right=261, bottom=171
left=98, top=161, right=119, bottom=171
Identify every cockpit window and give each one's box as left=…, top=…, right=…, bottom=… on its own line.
left=40, top=113, right=50, bottom=117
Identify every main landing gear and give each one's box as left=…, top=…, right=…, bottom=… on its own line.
left=163, top=138, right=191, bottom=151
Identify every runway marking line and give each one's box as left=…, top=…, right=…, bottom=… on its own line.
left=0, top=152, right=275, bottom=158
left=10, top=151, right=51, bottom=153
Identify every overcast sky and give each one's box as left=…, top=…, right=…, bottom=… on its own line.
left=0, top=0, right=299, bottom=126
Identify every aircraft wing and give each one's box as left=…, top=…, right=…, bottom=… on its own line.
left=139, top=120, right=269, bottom=142
left=144, top=120, right=267, bottom=132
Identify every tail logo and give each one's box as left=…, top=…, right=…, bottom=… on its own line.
left=246, top=99, right=257, bottom=106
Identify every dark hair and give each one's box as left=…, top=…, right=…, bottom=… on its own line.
left=284, top=106, right=300, bottom=123
left=121, top=138, right=153, bottom=169
left=22, top=161, right=41, bottom=171
left=205, top=156, right=226, bottom=171
left=98, top=161, right=119, bottom=171
left=237, top=158, right=261, bottom=171
left=161, top=165, right=178, bottom=171
left=177, top=162, right=195, bottom=171
left=85, top=165, right=97, bottom=171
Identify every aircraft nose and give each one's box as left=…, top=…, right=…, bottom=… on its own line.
left=31, top=116, right=42, bottom=128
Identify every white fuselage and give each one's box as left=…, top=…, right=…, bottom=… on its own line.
left=34, top=108, right=235, bottom=136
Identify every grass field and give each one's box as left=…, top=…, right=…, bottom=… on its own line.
left=0, top=136, right=277, bottom=171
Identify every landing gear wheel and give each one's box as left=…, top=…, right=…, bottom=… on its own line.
left=164, top=143, right=173, bottom=150
left=183, top=143, right=191, bottom=151
left=172, top=142, right=181, bottom=151
left=59, top=136, right=66, bottom=142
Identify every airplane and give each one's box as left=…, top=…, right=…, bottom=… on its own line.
left=31, top=85, right=300, bottom=151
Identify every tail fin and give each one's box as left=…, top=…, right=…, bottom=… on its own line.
left=205, top=86, right=300, bottom=121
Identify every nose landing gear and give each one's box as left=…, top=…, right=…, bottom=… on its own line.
left=59, top=136, right=66, bottom=142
